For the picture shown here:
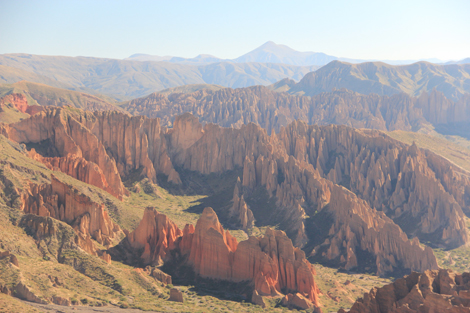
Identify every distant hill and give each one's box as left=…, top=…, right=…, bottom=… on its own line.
left=279, top=60, right=470, bottom=101
left=445, top=58, right=470, bottom=65
left=0, top=81, right=118, bottom=111
left=156, top=84, right=225, bottom=95
left=127, top=41, right=450, bottom=66
left=0, top=54, right=317, bottom=100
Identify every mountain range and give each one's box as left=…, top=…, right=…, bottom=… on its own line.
left=0, top=54, right=318, bottom=100
left=126, top=41, right=466, bottom=66
left=2, top=40, right=470, bottom=312
left=275, top=60, right=470, bottom=101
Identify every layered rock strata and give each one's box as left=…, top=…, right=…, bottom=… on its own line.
left=340, top=269, right=470, bottom=313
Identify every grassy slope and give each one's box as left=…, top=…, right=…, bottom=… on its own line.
left=0, top=54, right=318, bottom=100
left=387, top=129, right=470, bottom=172
left=0, top=135, right=286, bottom=312
left=0, top=81, right=118, bottom=109
left=156, top=84, right=225, bottom=95
left=0, top=133, right=396, bottom=312
left=287, top=61, right=470, bottom=101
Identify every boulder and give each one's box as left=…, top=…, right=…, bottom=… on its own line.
left=168, top=288, right=184, bottom=303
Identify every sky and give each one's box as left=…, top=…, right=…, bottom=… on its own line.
left=0, top=0, right=469, bottom=61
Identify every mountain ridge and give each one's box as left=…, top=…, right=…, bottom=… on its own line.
left=126, top=41, right=463, bottom=66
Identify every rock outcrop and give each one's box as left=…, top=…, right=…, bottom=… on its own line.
left=0, top=251, right=19, bottom=268
left=28, top=149, right=115, bottom=200
left=122, top=85, right=470, bottom=134
left=0, top=93, right=43, bottom=116
left=20, top=174, right=120, bottom=260
left=168, top=288, right=184, bottom=303
left=340, top=269, right=470, bottom=313
left=128, top=207, right=320, bottom=308
left=127, top=207, right=183, bottom=266
left=180, top=208, right=238, bottom=280
left=229, top=177, right=254, bottom=230
left=3, top=108, right=127, bottom=199
left=4, top=108, right=462, bottom=275
left=277, top=121, right=470, bottom=248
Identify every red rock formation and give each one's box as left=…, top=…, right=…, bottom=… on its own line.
left=232, top=227, right=320, bottom=307
left=85, top=110, right=181, bottom=185
left=3, top=108, right=127, bottom=199
left=341, top=269, right=470, bottom=313
left=230, top=177, right=255, bottom=230
left=169, top=288, right=184, bottom=302
left=28, top=149, right=115, bottom=199
left=4, top=109, right=457, bottom=275
left=20, top=174, right=121, bottom=257
left=180, top=207, right=238, bottom=280
left=0, top=93, right=43, bottom=116
left=276, top=121, right=470, bottom=248
left=130, top=207, right=320, bottom=308
left=121, top=85, right=470, bottom=135
left=127, top=207, right=183, bottom=265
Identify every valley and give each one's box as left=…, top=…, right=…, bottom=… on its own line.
left=1, top=33, right=470, bottom=312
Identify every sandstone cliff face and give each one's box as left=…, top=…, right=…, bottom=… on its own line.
left=20, top=174, right=121, bottom=258
left=276, top=121, right=470, bottom=248
left=83, top=110, right=181, bottom=184
left=130, top=207, right=320, bottom=308
left=341, top=269, right=470, bottom=313
left=3, top=109, right=457, bottom=275
left=3, top=108, right=127, bottom=199
left=28, top=149, right=113, bottom=199
left=127, top=207, right=183, bottom=265
left=322, top=185, right=438, bottom=275
left=180, top=208, right=238, bottom=280
left=158, top=115, right=440, bottom=275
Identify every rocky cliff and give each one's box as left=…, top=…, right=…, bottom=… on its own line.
left=276, top=121, right=470, bottom=248
left=127, top=207, right=183, bottom=265
left=2, top=108, right=127, bottom=199
left=340, top=269, right=470, bottom=313
left=130, top=207, right=321, bottom=309
left=4, top=108, right=464, bottom=275
left=121, top=85, right=470, bottom=135
left=20, top=174, right=120, bottom=259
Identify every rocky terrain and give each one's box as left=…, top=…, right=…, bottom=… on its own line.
left=340, top=269, right=470, bottom=313
left=284, top=60, right=470, bottom=101
left=1, top=94, right=470, bottom=312
left=121, top=85, right=470, bottom=136
left=3, top=105, right=466, bottom=276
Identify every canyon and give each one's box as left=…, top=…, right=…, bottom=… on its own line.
left=1, top=81, right=470, bottom=311
left=3, top=106, right=466, bottom=277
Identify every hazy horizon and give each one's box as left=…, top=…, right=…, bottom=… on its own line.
left=1, top=0, right=469, bottom=61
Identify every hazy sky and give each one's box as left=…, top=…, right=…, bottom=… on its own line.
left=1, top=0, right=469, bottom=61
